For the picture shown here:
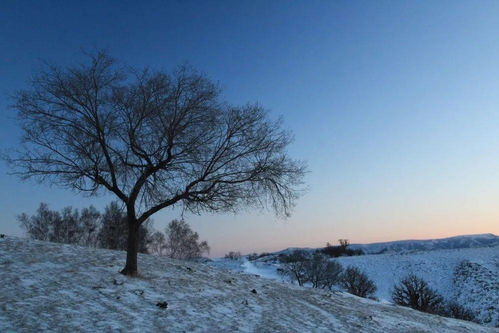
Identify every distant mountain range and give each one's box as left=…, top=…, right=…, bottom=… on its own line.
left=348, top=233, right=499, bottom=254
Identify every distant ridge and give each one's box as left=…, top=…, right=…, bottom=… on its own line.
left=273, top=233, right=499, bottom=256
left=349, top=233, right=499, bottom=254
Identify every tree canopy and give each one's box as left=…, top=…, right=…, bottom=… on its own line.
left=7, top=51, right=306, bottom=275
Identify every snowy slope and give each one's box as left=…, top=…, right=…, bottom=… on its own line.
left=0, top=237, right=494, bottom=332
left=217, top=246, right=499, bottom=327
left=335, top=246, right=499, bottom=326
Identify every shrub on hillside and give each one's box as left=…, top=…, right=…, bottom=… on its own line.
left=319, top=240, right=364, bottom=258
left=340, top=266, right=377, bottom=298
left=247, top=253, right=259, bottom=261
left=278, top=250, right=309, bottom=263
left=224, top=251, right=242, bottom=260
left=444, top=301, right=477, bottom=322
left=392, top=274, right=478, bottom=323
left=304, top=253, right=343, bottom=289
left=279, top=252, right=343, bottom=289
left=391, top=274, right=444, bottom=314
left=256, top=252, right=272, bottom=260
left=278, top=257, right=309, bottom=286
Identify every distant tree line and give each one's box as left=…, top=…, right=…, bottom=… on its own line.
left=18, top=202, right=209, bottom=259
left=224, top=251, right=242, bottom=260
left=318, top=239, right=364, bottom=257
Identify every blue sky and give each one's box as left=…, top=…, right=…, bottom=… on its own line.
left=1, top=1, right=499, bottom=256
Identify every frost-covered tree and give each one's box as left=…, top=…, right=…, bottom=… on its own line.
left=6, top=51, right=305, bottom=276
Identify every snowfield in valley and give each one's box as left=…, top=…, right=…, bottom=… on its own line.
left=0, top=237, right=495, bottom=332
left=213, top=241, right=499, bottom=327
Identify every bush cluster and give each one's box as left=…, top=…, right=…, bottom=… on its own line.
left=318, top=240, right=364, bottom=258
left=278, top=251, right=376, bottom=298
left=224, top=251, right=242, bottom=260
left=340, top=266, right=377, bottom=298
left=392, top=274, right=477, bottom=322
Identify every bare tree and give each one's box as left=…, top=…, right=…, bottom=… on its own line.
left=338, top=239, right=349, bottom=249
left=161, top=219, right=209, bottom=259
left=340, top=266, right=377, bottom=298
left=149, top=231, right=166, bottom=256
left=6, top=51, right=306, bottom=275
left=305, top=253, right=343, bottom=290
left=224, top=251, right=242, bottom=260
left=279, top=252, right=343, bottom=289
left=18, top=203, right=58, bottom=242
left=278, top=259, right=309, bottom=286
left=78, top=206, right=101, bottom=247
left=391, top=274, right=443, bottom=314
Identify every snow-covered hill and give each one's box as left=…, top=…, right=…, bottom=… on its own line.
left=214, top=244, right=499, bottom=327
left=0, top=237, right=494, bottom=332
left=335, top=246, right=499, bottom=327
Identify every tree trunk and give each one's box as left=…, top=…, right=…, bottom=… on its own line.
left=120, top=213, right=139, bottom=276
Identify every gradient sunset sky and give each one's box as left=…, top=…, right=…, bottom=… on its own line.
left=1, top=1, right=499, bottom=256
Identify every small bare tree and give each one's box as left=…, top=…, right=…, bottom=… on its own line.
left=224, top=251, right=242, bottom=260
left=18, top=203, right=58, bottom=242
left=278, top=252, right=342, bottom=289
left=149, top=231, right=166, bottom=256
left=340, top=266, right=377, bottom=298
left=162, top=219, right=209, bottom=259
left=305, top=253, right=343, bottom=290
left=338, top=239, right=349, bottom=249
left=392, top=274, right=443, bottom=314
left=278, top=260, right=309, bottom=286
left=6, top=51, right=306, bottom=275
